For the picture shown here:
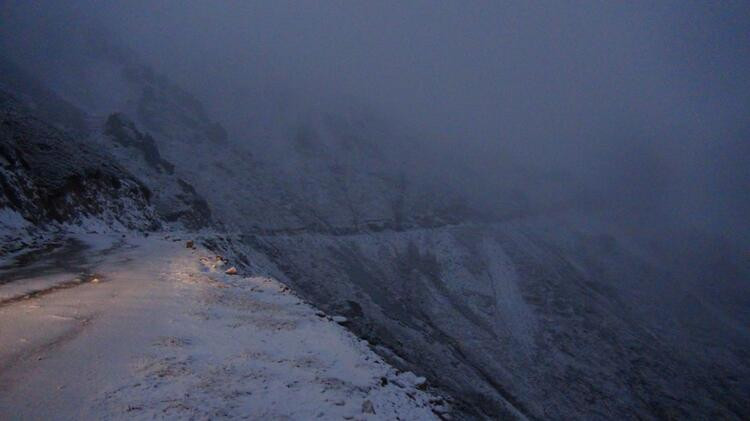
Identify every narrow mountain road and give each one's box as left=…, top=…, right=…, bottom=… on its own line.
left=0, top=234, right=444, bottom=420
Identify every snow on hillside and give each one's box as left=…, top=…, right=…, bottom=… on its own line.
left=1, top=32, right=747, bottom=419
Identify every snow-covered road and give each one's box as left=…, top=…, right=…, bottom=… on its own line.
left=0, top=234, right=444, bottom=420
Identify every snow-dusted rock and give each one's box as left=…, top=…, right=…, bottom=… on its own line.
left=331, top=315, right=348, bottom=324
left=362, top=399, right=375, bottom=414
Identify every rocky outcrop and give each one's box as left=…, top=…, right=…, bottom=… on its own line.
left=0, top=91, right=158, bottom=231
left=105, top=113, right=174, bottom=174
left=100, top=113, right=212, bottom=230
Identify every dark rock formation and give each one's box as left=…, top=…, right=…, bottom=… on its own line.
left=0, top=91, right=158, bottom=230
left=104, top=113, right=174, bottom=174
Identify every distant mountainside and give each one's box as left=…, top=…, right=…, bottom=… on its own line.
left=0, top=31, right=747, bottom=420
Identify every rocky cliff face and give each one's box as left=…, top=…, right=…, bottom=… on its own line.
left=0, top=91, right=158, bottom=233
left=0, top=52, right=215, bottom=232
left=99, top=113, right=212, bottom=229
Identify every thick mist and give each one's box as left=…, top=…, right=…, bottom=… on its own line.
left=2, top=3, right=750, bottom=418
left=2, top=1, right=749, bottom=240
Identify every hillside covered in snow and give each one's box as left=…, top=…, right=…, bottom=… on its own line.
left=1, top=7, right=749, bottom=420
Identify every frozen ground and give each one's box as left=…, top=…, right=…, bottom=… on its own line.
left=0, top=233, right=445, bottom=420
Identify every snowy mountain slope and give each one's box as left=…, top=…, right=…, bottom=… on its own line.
left=0, top=55, right=460, bottom=419
left=0, top=30, right=747, bottom=420
left=4, top=34, right=490, bottom=233
left=214, top=211, right=750, bottom=420
left=98, top=113, right=213, bottom=229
